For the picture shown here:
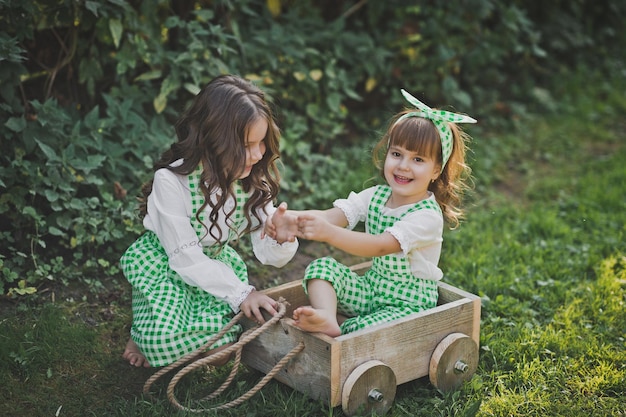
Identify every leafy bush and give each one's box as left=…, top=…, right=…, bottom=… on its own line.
left=1, top=0, right=624, bottom=295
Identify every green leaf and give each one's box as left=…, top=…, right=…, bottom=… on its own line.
left=71, top=155, right=107, bottom=173
left=153, top=93, right=167, bottom=114
left=134, top=70, right=162, bottom=82
left=69, top=198, right=86, bottom=210
left=83, top=105, right=100, bottom=130
left=48, top=226, right=64, bottom=236
left=326, top=93, right=342, bottom=113
left=5, top=116, right=26, bottom=132
left=44, top=189, right=60, bottom=202
left=183, top=83, right=200, bottom=96
left=85, top=1, right=101, bottom=16
left=8, top=281, right=37, bottom=296
left=35, top=139, right=61, bottom=163
left=22, top=206, right=39, bottom=219
left=194, top=9, right=214, bottom=22
left=56, top=215, right=73, bottom=229
left=109, top=19, right=123, bottom=49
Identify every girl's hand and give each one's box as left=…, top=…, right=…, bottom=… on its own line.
left=264, top=202, right=298, bottom=243
left=296, top=213, right=332, bottom=242
left=239, top=290, right=279, bottom=324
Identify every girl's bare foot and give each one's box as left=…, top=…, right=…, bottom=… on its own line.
left=292, top=306, right=341, bottom=337
left=123, top=339, right=150, bottom=368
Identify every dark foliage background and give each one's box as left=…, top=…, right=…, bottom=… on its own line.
left=0, top=0, right=624, bottom=294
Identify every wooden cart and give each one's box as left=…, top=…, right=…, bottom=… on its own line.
left=241, top=271, right=481, bottom=416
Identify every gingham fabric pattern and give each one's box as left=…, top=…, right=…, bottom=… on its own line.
left=120, top=167, right=249, bottom=367
left=303, top=185, right=440, bottom=334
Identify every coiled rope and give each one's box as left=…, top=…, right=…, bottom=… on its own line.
left=143, top=297, right=304, bottom=413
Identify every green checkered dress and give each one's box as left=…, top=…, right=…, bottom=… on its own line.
left=303, top=185, right=440, bottom=334
left=120, top=167, right=248, bottom=367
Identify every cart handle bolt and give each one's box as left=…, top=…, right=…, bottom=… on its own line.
left=454, top=360, right=469, bottom=374
left=368, top=389, right=384, bottom=402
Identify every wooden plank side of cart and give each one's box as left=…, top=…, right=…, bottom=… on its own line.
left=241, top=279, right=480, bottom=408
left=241, top=280, right=336, bottom=403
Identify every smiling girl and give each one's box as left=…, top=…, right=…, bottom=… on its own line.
left=266, top=89, right=476, bottom=337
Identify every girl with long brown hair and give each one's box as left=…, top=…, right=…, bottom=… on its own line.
left=121, top=75, right=298, bottom=367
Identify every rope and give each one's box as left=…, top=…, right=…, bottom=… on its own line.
left=143, top=298, right=303, bottom=412
left=170, top=341, right=305, bottom=413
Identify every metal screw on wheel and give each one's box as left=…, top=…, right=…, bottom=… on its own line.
left=429, top=333, right=478, bottom=392
left=342, top=360, right=397, bottom=416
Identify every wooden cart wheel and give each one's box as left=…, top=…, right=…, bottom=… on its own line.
left=342, top=360, right=396, bottom=416
left=429, top=333, right=478, bottom=392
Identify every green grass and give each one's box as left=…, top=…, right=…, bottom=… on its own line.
left=1, top=67, right=625, bottom=416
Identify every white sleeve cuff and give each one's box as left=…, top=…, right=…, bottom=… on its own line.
left=387, top=227, right=410, bottom=255
left=228, top=285, right=255, bottom=313
left=333, top=199, right=359, bottom=230
left=251, top=229, right=298, bottom=267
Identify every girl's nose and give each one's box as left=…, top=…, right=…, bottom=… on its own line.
left=251, top=145, right=264, bottom=162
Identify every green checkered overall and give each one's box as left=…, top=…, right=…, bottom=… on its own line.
left=303, top=185, right=440, bottom=334
left=120, top=167, right=248, bottom=367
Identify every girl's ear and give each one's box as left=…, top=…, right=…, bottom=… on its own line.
left=431, top=164, right=442, bottom=182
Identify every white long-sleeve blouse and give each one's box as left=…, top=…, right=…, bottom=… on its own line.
left=143, top=165, right=298, bottom=312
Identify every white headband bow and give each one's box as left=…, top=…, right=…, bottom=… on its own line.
left=397, top=89, right=477, bottom=167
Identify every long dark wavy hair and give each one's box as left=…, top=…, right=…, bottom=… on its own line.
left=139, top=74, right=282, bottom=241
left=372, top=111, right=472, bottom=228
